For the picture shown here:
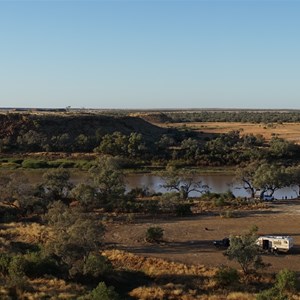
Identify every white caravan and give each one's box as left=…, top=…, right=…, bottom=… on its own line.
left=256, top=236, right=294, bottom=253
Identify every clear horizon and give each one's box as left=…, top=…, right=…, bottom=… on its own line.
left=1, top=0, right=300, bottom=109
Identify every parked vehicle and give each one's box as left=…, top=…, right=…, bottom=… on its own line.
left=213, top=237, right=230, bottom=248
left=256, top=235, right=294, bottom=253
left=262, top=194, right=274, bottom=201
left=254, top=190, right=274, bottom=201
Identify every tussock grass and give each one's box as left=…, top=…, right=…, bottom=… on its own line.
left=102, top=249, right=216, bottom=277
left=3, top=222, right=51, bottom=244
left=24, top=278, right=86, bottom=299
left=0, top=277, right=86, bottom=300
left=102, top=250, right=300, bottom=300
left=129, top=284, right=201, bottom=300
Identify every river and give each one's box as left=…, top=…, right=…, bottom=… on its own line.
left=125, top=173, right=298, bottom=199
left=1, top=169, right=298, bottom=199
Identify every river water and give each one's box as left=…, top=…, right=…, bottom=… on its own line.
left=125, top=174, right=298, bottom=199
left=1, top=170, right=298, bottom=199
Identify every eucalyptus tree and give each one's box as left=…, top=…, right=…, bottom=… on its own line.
left=40, top=169, right=74, bottom=202
left=94, top=132, right=128, bottom=156
left=0, top=174, right=40, bottom=215
left=253, top=163, right=288, bottom=197
left=161, top=165, right=209, bottom=199
left=226, top=226, right=265, bottom=275
left=44, top=201, right=105, bottom=278
left=235, top=161, right=260, bottom=198
left=286, top=166, right=300, bottom=198
left=127, top=132, right=146, bottom=158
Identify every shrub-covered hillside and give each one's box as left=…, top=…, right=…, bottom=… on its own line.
left=0, top=112, right=169, bottom=153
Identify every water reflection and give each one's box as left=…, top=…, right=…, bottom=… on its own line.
left=125, top=174, right=298, bottom=199
left=1, top=169, right=297, bottom=199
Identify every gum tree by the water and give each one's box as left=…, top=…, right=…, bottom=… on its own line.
left=161, top=166, right=209, bottom=199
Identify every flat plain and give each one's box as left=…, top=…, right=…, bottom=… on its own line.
left=163, top=122, right=300, bottom=144
left=104, top=199, right=300, bottom=273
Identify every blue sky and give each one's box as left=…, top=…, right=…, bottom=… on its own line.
left=0, top=0, right=299, bottom=109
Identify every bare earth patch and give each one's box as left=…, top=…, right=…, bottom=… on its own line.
left=104, top=199, right=300, bottom=273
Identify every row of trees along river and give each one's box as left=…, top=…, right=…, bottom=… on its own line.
left=1, top=159, right=300, bottom=202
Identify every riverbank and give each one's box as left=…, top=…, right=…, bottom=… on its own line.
left=0, top=153, right=236, bottom=175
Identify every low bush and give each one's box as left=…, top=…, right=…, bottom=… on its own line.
left=256, top=268, right=298, bottom=300
left=214, top=266, right=239, bottom=287
left=83, top=253, right=113, bottom=279
left=145, top=226, right=164, bottom=243
left=214, top=197, right=226, bottom=207
left=175, top=203, right=192, bottom=216
left=83, top=282, right=120, bottom=300
left=8, top=255, right=27, bottom=278
left=48, top=159, right=76, bottom=168
left=0, top=253, right=11, bottom=276
left=22, top=159, right=49, bottom=169
left=24, top=251, right=61, bottom=278
left=275, top=268, right=297, bottom=296
left=256, top=287, right=279, bottom=300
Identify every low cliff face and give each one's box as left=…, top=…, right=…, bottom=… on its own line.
left=0, top=112, right=168, bottom=153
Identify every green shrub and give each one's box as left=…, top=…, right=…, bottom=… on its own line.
left=215, top=266, right=239, bottom=287
left=275, top=268, right=297, bottom=295
left=83, top=253, right=112, bottom=279
left=8, top=255, right=27, bottom=278
left=74, top=160, right=95, bottom=170
left=9, top=158, right=24, bottom=164
left=47, top=161, right=63, bottom=168
left=87, top=282, right=119, bottom=300
left=144, top=199, right=159, bottom=214
left=47, top=159, right=76, bottom=168
left=256, top=287, right=280, bottom=300
left=24, top=252, right=61, bottom=278
left=175, top=203, right=192, bottom=216
left=145, top=226, right=164, bottom=243
left=214, top=197, right=226, bottom=207
left=256, top=269, right=298, bottom=300
left=0, top=253, right=11, bottom=276
left=5, top=254, right=30, bottom=294
left=22, top=159, right=48, bottom=169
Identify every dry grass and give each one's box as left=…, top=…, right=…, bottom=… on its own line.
left=164, top=122, right=300, bottom=144
left=2, top=222, right=51, bottom=245
left=102, top=249, right=216, bottom=277
left=0, top=277, right=86, bottom=300
left=129, top=284, right=202, bottom=300
left=24, top=278, right=86, bottom=299
left=102, top=249, right=262, bottom=300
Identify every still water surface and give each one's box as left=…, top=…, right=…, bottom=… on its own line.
left=2, top=170, right=298, bottom=199
left=125, top=174, right=298, bottom=199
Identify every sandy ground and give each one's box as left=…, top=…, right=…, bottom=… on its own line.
left=104, top=200, right=300, bottom=273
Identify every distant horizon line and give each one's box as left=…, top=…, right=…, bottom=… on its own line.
left=1, top=107, right=300, bottom=112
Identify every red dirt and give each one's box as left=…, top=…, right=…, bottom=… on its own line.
left=104, top=200, right=300, bottom=273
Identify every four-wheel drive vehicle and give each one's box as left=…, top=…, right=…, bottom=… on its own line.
left=213, top=237, right=230, bottom=248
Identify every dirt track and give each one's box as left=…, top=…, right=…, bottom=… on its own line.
left=104, top=200, right=300, bottom=273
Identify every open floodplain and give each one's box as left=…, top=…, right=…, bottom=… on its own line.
left=104, top=199, right=300, bottom=273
